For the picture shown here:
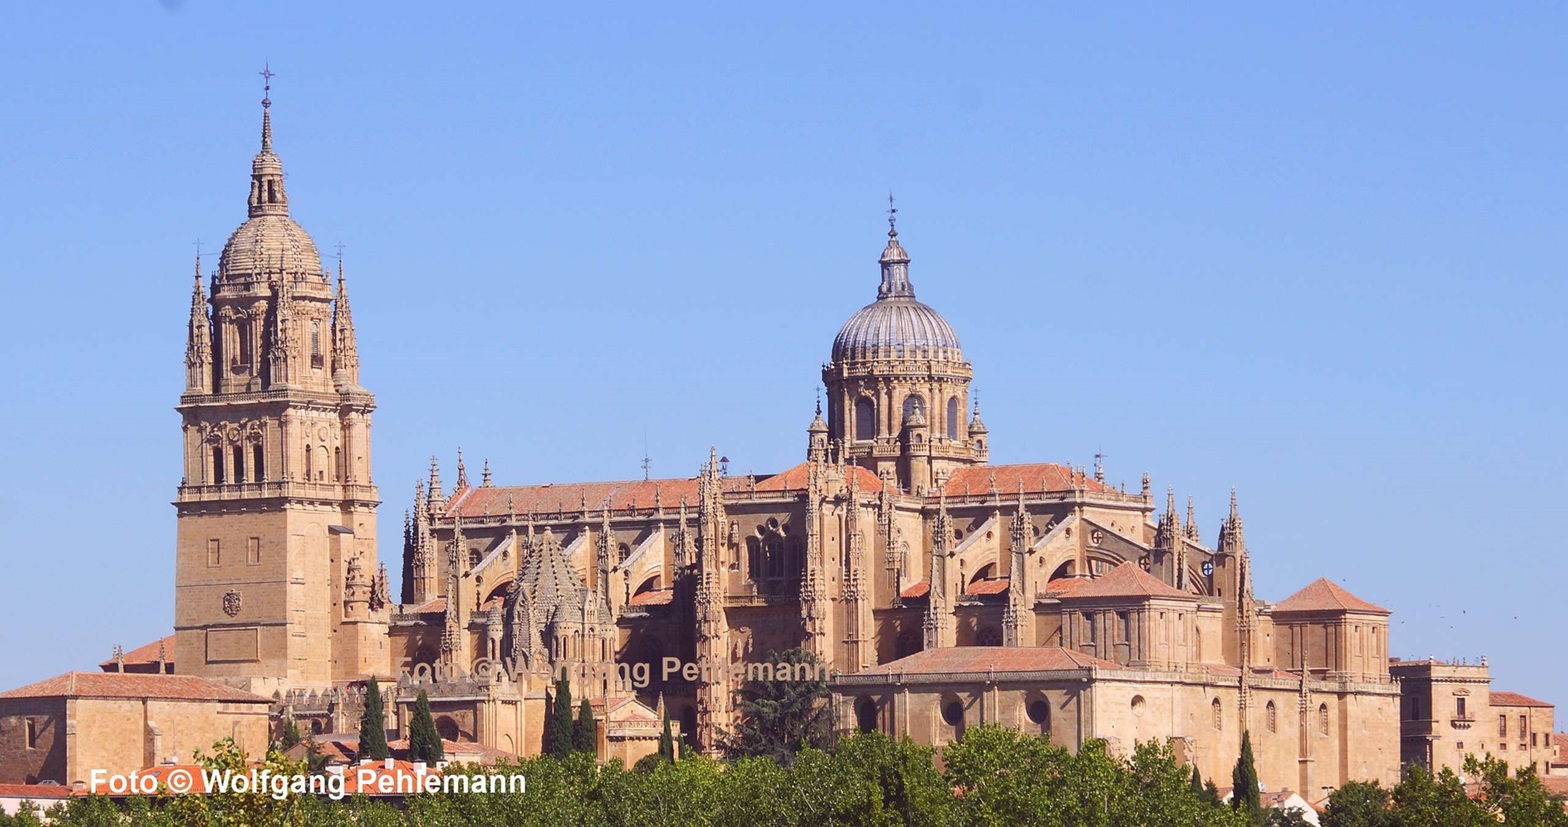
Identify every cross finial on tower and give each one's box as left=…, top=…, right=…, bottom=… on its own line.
left=887, top=192, right=898, bottom=237
left=257, top=64, right=276, bottom=154
left=260, top=63, right=274, bottom=106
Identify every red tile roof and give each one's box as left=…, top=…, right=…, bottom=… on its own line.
left=98, top=635, right=175, bottom=670
left=940, top=463, right=1117, bottom=499
left=408, top=598, right=447, bottom=615
left=965, top=578, right=1010, bottom=596
left=857, top=646, right=1120, bottom=676
left=0, top=672, right=269, bottom=703
left=0, top=784, right=75, bottom=800
left=1490, top=691, right=1553, bottom=708
left=628, top=588, right=674, bottom=606
left=1056, top=562, right=1193, bottom=601
left=1041, top=577, right=1094, bottom=598
left=387, top=738, right=516, bottom=764
left=753, top=462, right=883, bottom=494
left=1272, top=578, right=1390, bottom=615
left=448, top=472, right=769, bottom=518
left=901, top=581, right=931, bottom=599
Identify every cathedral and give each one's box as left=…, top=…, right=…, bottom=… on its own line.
left=18, top=81, right=1560, bottom=796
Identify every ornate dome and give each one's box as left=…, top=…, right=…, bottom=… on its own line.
left=830, top=225, right=963, bottom=362
left=215, top=89, right=324, bottom=283
left=217, top=215, right=323, bottom=282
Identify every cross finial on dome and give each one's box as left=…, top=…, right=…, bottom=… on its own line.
left=887, top=191, right=898, bottom=238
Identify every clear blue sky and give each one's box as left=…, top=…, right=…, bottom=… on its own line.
left=1, top=3, right=1562, bottom=706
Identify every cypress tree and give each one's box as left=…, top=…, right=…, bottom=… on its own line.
left=1190, top=764, right=1204, bottom=797
left=408, top=689, right=444, bottom=763
left=574, top=697, right=597, bottom=755
left=658, top=708, right=674, bottom=762
left=550, top=675, right=575, bottom=760
left=357, top=678, right=390, bottom=761
left=1231, top=729, right=1261, bottom=815
left=279, top=715, right=302, bottom=751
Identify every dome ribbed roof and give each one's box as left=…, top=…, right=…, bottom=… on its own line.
left=217, top=215, right=322, bottom=282
left=832, top=298, right=962, bottom=362
left=830, top=225, right=962, bottom=362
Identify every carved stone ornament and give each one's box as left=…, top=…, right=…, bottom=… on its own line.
left=223, top=589, right=243, bottom=617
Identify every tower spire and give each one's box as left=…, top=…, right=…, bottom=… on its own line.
left=877, top=196, right=914, bottom=299
left=331, top=252, right=361, bottom=387
left=259, top=64, right=274, bottom=152
left=247, top=65, right=288, bottom=218
left=185, top=247, right=212, bottom=393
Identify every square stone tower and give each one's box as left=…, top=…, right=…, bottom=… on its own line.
left=173, top=81, right=389, bottom=694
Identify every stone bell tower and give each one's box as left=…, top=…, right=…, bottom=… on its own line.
left=173, top=72, right=389, bottom=693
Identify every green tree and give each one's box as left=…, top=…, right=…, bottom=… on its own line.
left=718, top=647, right=833, bottom=764
left=1266, top=806, right=1314, bottom=827
left=1391, top=763, right=1489, bottom=827
left=408, top=688, right=444, bottom=763
left=1231, top=729, right=1261, bottom=817
left=574, top=696, right=597, bottom=755
left=1321, top=780, right=1394, bottom=827
left=1463, top=753, right=1568, bottom=827
left=658, top=707, right=675, bottom=763
left=550, top=673, right=575, bottom=760
left=278, top=714, right=302, bottom=751
left=357, top=677, right=390, bottom=761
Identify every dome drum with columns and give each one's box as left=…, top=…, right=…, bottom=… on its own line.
left=824, top=214, right=984, bottom=495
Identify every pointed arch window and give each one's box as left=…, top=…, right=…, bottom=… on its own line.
left=1266, top=700, right=1277, bottom=733
left=310, top=320, right=324, bottom=369
left=1212, top=697, right=1223, bottom=731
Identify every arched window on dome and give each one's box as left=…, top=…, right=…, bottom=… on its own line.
left=901, top=394, right=925, bottom=425
left=947, top=397, right=960, bottom=440
left=854, top=397, right=875, bottom=442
